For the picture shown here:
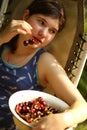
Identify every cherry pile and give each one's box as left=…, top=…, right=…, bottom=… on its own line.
left=15, top=97, right=61, bottom=124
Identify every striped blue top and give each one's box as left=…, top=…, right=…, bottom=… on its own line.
left=0, top=45, right=45, bottom=130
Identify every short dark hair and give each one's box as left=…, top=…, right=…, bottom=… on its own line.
left=27, top=0, right=66, bottom=32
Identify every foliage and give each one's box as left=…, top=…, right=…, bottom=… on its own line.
left=78, top=61, right=87, bottom=100
left=77, top=1, right=87, bottom=101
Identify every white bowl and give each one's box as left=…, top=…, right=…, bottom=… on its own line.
left=9, top=90, right=69, bottom=130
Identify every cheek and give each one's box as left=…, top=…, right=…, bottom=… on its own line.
left=45, top=35, right=55, bottom=46
left=47, top=35, right=55, bottom=43
left=29, top=21, right=39, bottom=33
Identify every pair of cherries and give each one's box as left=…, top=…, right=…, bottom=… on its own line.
left=23, top=39, right=34, bottom=46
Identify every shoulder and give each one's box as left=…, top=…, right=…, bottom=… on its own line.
left=37, top=51, right=66, bottom=88
left=37, top=51, right=64, bottom=78
left=38, top=51, right=60, bottom=67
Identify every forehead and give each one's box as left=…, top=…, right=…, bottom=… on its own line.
left=29, top=14, right=59, bottom=30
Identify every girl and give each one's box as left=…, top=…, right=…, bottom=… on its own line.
left=0, top=0, right=87, bottom=129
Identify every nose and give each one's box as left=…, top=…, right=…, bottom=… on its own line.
left=38, top=28, right=48, bottom=38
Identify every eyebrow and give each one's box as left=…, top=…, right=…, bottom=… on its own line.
left=37, top=16, right=58, bottom=32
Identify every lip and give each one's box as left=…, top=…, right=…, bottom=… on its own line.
left=32, top=36, right=42, bottom=44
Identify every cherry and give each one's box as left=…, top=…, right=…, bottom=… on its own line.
left=15, top=97, right=60, bottom=124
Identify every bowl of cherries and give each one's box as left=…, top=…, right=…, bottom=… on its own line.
left=9, top=90, right=69, bottom=130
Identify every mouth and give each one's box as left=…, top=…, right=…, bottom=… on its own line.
left=23, top=37, right=42, bottom=46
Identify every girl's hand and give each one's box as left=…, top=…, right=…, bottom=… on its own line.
left=0, top=19, right=32, bottom=45
left=32, top=112, right=75, bottom=130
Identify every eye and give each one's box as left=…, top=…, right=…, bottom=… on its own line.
left=38, top=20, right=45, bottom=26
left=49, top=29, right=57, bottom=34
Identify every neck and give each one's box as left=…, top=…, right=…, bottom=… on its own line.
left=5, top=47, right=39, bottom=66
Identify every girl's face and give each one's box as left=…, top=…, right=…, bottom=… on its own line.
left=24, top=11, right=59, bottom=48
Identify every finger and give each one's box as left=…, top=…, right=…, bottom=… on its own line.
left=12, top=20, right=32, bottom=34
left=13, top=28, right=28, bottom=35
left=65, top=127, right=74, bottom=130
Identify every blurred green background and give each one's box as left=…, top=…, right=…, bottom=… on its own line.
left=76, top=1, right=87, bottom=130
left=77, top=1, right=87, bottom=102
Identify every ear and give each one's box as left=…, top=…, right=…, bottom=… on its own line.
left=22, top=9, right=30, bottom=21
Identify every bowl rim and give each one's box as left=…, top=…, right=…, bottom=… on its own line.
left=9, top=90, right=69, bottom=127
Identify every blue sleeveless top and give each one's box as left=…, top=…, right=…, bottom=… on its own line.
left=0, top=45, right=45, bottom=130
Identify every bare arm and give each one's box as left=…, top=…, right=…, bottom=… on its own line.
left=36, top=52, right=87, bottom=130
